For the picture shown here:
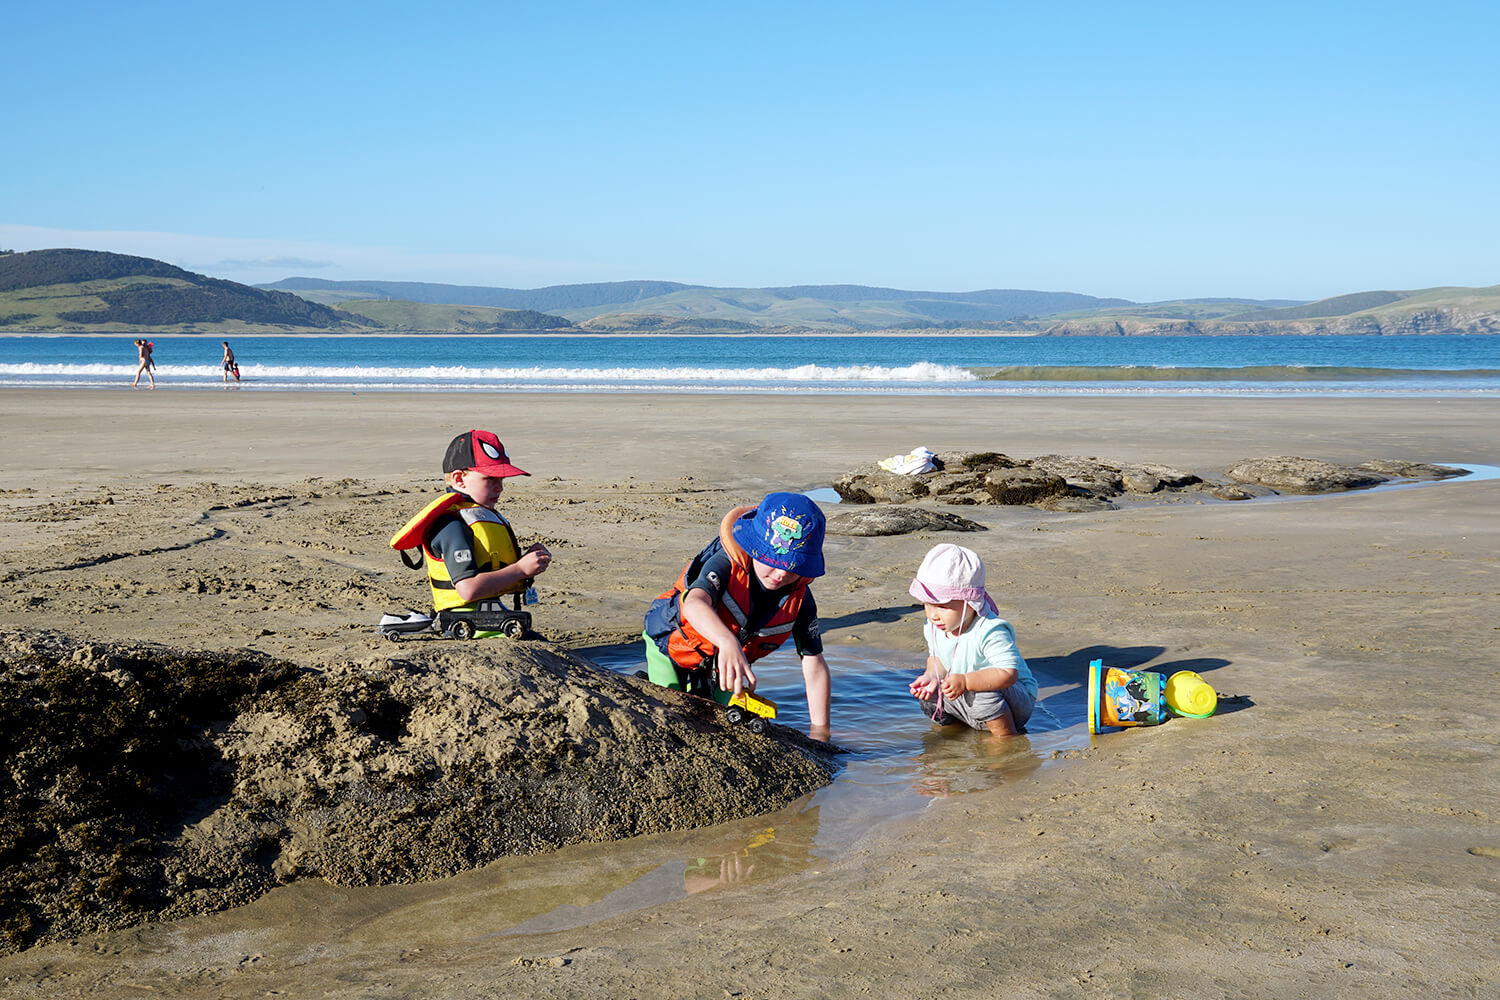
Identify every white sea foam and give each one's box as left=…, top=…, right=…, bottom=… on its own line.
left=0, top=361, right=980, bottom=383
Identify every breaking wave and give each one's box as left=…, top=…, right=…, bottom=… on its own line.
left=972, top=365, right=1500, bottom=381
left=0, top=360, right=977, bottom=386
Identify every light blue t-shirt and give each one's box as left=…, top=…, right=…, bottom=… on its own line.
left=923, top=609, right=1039, bottom=699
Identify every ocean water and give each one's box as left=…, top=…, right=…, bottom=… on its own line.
left=1, top=333, right=1498, bottom=395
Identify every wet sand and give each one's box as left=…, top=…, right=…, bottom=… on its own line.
left=1, top=390, right=1497, bottom=998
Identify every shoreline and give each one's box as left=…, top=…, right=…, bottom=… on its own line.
left=5, top=391, right=1499, bottom=488
left=3, top=330, right=1046, bottom=339
left=0, top=390, right=1496, bottom=997
left=9, top=328, right=1500, bottom=339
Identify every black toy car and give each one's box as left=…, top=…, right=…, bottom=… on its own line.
left=378, top=598, right=531, bottom=642
left=436, top=600, right=531, bottom=640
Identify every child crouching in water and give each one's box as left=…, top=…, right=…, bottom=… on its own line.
left=908, top=543, right=1037, bottom=736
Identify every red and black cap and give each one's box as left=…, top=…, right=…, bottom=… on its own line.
left=442, top=429, right=530, bottom=478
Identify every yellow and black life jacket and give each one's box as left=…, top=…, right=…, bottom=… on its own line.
left=389, top=492, right=526, bottom=612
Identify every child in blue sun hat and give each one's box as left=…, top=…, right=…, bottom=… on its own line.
left=644, top=492, right=831, bottom=739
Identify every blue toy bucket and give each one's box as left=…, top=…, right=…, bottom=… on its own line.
left=1087, top=658, right=1169, bottom=734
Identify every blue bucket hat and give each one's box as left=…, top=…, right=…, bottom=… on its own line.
left=731, top=492, right=826, bottom=578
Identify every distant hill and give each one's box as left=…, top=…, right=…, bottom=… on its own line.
left=0, top=249, right=359, bottom=332
left=1034, top=286, right=1500, bottom=336
left=333, top=299, right=573, bottom=332
left=262, top=277, right=1135, bottom=330
left=1222, top=291, right=1405, bottom=322
left=577, top=313, right=762, bottom=334
left=4, top=249, right=1495, bottom=335
left=264, top=277, right=700, bottom=313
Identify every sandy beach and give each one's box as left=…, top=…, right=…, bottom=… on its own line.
left=1, top=389, right=1496, bottom=998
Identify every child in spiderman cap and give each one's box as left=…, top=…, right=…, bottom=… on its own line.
left=389, top=430, right=552, bottom=626
left=644, top=492, right=831, bottom=740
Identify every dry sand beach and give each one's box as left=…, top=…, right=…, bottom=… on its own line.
left=0, top=390, right=1497, bottom=998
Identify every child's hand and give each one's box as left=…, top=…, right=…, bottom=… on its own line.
left=517, top=543, right=552, bottom=576
left=716, top=645, right=755, bottom=697
left=939, top=673, right=968, bottom=699
left=909, top=672, right=938, bottom=699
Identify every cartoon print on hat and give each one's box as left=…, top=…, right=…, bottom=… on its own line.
left=443, top=429, right=530, bottom=478
left=769, top=514, right=804, bottom=555
left=732, top=491, right=826, bottom=577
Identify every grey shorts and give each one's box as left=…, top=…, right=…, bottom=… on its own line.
left=919, top=681, right=1035, bottom=732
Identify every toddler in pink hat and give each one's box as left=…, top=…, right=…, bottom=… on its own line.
left=908, top=543, right=1038, bottom=736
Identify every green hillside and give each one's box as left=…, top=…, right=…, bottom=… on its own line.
left=1016, top=285, right=1500, bottom=336
left=265, top=278, right=1131, bottom=330
left=267, top=277, right=699, bottom=311
left=1223, top=291, right=1406, bottom=321
left=5, top=248, right=1495, bottom=335
left=0, top=249, right=362, bottom=332
left=576, top=313, right=762, bottom=334
left=333, top=299, right=574, bottom=332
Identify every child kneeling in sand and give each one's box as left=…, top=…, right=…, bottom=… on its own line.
left=644, top=492, right=831, bottom=740
left=390, top=430, right=552, bottom=631
left=908, top=543, right=1037, bottom=736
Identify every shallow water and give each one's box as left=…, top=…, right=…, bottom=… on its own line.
left=30, top=647, right=1097, bottom=967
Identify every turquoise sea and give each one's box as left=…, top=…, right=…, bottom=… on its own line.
left=1, top=333, right=1497, bottom=395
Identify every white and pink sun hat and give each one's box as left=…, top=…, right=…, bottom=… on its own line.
left=908, top=543, right=996, bottom=614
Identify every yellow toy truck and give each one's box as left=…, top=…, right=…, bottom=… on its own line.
left=724, top=690, right=777, bottom=735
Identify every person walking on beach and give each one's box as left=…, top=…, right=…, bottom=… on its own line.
left=644, top=492, right=832, bottom=741
left=131, top=338, right=155, bottom=389
left=221, top=341, right=239, bottom=383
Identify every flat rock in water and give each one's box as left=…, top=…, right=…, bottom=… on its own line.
left=0, top=630, right=835, bottom=954
left=1356, top=459, right=1467, bottom=480
left=832, top=469, right=930, bottom=504
left=1027, top=455, right=1124, bottom=497
left=1224, top=456, right=1390, bottom=493
left=983, top=467, right=1070, bottom=505
left=1207, top=483, right=1277, bottom=501
left=825, top=506, right=987, bottom=536
left=922, top=469, right=989, bottom=497
left=1121, top=462, right=1202, bottom=493
left=1036, top=494, right=1119, bottom=513
left=931, top=451, right=1020, bottom=472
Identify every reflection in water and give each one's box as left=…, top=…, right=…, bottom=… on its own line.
left=492, top=645, right=1089, bottom=937
left=487, top=812, right=818, bottom=938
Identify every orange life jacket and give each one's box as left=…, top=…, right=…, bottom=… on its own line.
left=651, top=537, right=808, bottom=671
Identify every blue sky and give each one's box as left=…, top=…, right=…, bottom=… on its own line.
left=3, top=1, right=1496, bottom=301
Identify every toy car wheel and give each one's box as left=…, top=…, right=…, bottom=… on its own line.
left=725, top=706, right=745, bottom=725
left=747, top=717, right=767, bottom=735
left=385, top=631, right=402, bottom=643
left=501, top=619, right=525, bottom=639
left=450, top=620, right=475, bottom=641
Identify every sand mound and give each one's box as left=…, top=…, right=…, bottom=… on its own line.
left=0, top=630, right=835, bottom=953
